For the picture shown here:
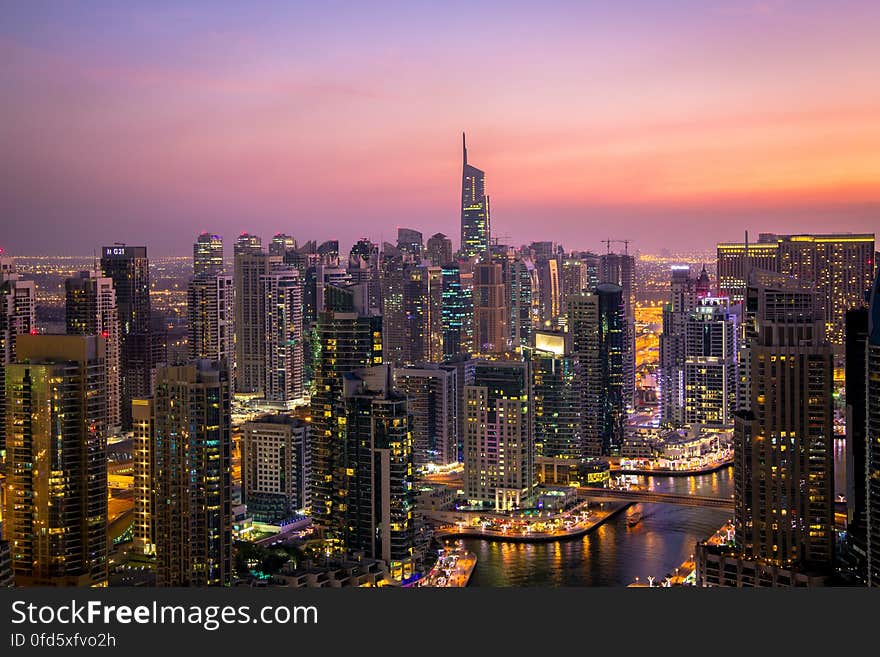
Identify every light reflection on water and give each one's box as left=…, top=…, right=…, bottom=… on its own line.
left=463, top=467, right=733, bottom=587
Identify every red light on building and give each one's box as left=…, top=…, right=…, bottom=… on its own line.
left=101, top=331, right=110, bottom=339
left=30, top=328, right=38, bottom=335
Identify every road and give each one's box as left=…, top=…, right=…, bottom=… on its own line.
left=578, top=486, right=733, bottom=509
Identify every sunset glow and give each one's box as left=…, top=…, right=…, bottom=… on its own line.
left=2, top=1, right=879, bottom=254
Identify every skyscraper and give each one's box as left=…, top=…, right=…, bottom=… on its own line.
left=260, top=268, right=304, bottom=405
left=567, top=285, right=626, bottom=455
left=509, top=257, right=538, bottom=349
left=4, top=335, right=108, bottom=587
left=132, top=397, right=155, bottom=557
left=193, top=232, right=224, bottom=278
left=66, top=270, right=122, bottom=432
left=472, top=261, right=507, bottom=354
left=600, top=252, right=635, bottom=410
left=380, top=243, right=408, bottom=366
left=441, top=264, right=469, bottom=359
left=560, top=256, right=587, bottom=317
left=269, top=232, right=297, bottom=259
left=460, top=133, right=490, bottom=259
left=464, top=360, right=535, bottom=510
left=242, top=414, right=310, bottom=523
left=347, top=238, right=381, bottom=313
left=683, top=296, right=738, bottom=427
left=844, top=306, right=868, bottom=580
left=101, top=245, right=162, bottom=430
left=187, top=273, right=234, bottom=384
left=340, top=365, right=415, bottom=579
left=716, top=240, right=779, bottom=302
left=659, top=265, right=711, bottom=427
left=733, top=279, right=833, bottom=573
left=310, top=304, right=383, bottom=543
left=149, top=361, right=232, bottom=587
left=426, top=233, right=453, bottom=267
left=395, top=364, right=458, bottom=466
left=717, top=232, right=875, bottom=343
left=527, top=331, right=582, bottom=459
left=866, top=268, right=880, bottom=586
left=397, top=227, right=424, bottom=258
left=0, top=256, right=36, bottom=453
left=233, top=235, right=280, bottom=393
left=536, top=256, right=561, bottom=328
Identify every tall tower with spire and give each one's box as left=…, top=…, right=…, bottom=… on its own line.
left=460, top=133, right=490, bottom=259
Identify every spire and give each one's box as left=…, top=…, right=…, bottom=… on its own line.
left=462, top=131, right=467, bottom=166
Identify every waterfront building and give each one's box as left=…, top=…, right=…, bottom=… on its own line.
left=464, top=360, right=535, bottom=510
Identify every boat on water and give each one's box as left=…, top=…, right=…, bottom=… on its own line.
left=627, top=512, right=642, bottom=527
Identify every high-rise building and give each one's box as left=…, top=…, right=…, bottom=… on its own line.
left=310, top=305, right=383, bottom=543
left=0, top=257, right=36, bottom=454
left=193, top=232, right=224, bottom=278
left=472, top=261, right=507, bottom=354
left=0, top=538, right=12, bottom=587
left=4, top=335, right=108, bottom=586
left=131, top=397, right=155, bottom=557
left=397, top=227, right=424, bottom=258
left=395, top=364, right=458, bottom=466
left=234, top=236, right=280, bottom=393
left=509, top=257, right=538, bottom=349
left=0, top=257, right=36, bottom=453
left=659, top=266, right=711, bottom=427
left=600, top=252, right=635, bottom=410
left=845, top=306, right=869, bottom=580
left=464, top=360, right=535, bottom=510
left=536, top=257, right=561, bottom=328
left=261, top=268, right=304, bottom=405
left=402, top=265, right=443, bottom=365
left=65, top=270, right=122, bottom=432
left=187, top=273, right=234, bottom=384
left=733, top=278, right=833, bottom=573
left=317, top=239, right=339, bottom=262
left=340, top=365, right=415, bottom=579
left=567, top=285, right=626, bottom=455
left=269, top=233, right=297, bottom=259
left=441, top=264, right=470, bottom=359
left=426, top=233, right=453, bottom=267
left=527, top=331, right=582, bottom=459
left=148, top=361, right=232, bottom=587
left=716, top=240, right=779, bottom=302
left=717, top=233, right=875, bottom=343
left=380, top=244, right=408, bottom=366
left=347, top=238, right=381, bottom=313
left=242, top=414, right=310, bottom=523
left=101, top=245, right=163, bottom=429
left=560, top=257, right=586, bottom=318
left=460, top=133, right=490, bottom=259
left=867, top=269, right=880, bottom=586
left=100, top=245, right=150, bottom=335
left=683, top=296, right=738, bottom=426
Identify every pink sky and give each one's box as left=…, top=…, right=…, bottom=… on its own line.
left=2, top=1, right=879, bottom=255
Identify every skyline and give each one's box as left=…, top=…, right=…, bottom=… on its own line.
left=3, top=1, right=880, bottom=255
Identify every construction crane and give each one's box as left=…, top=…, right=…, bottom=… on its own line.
left=602, top=239, right=630, bottom=255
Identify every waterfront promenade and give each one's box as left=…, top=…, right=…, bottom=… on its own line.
left=418, top=546, right=477, bottom=587
left=433, top=501, right=630, bottom=543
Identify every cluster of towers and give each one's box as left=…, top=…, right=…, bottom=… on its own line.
left=5, top=133, right=880, bottom=588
